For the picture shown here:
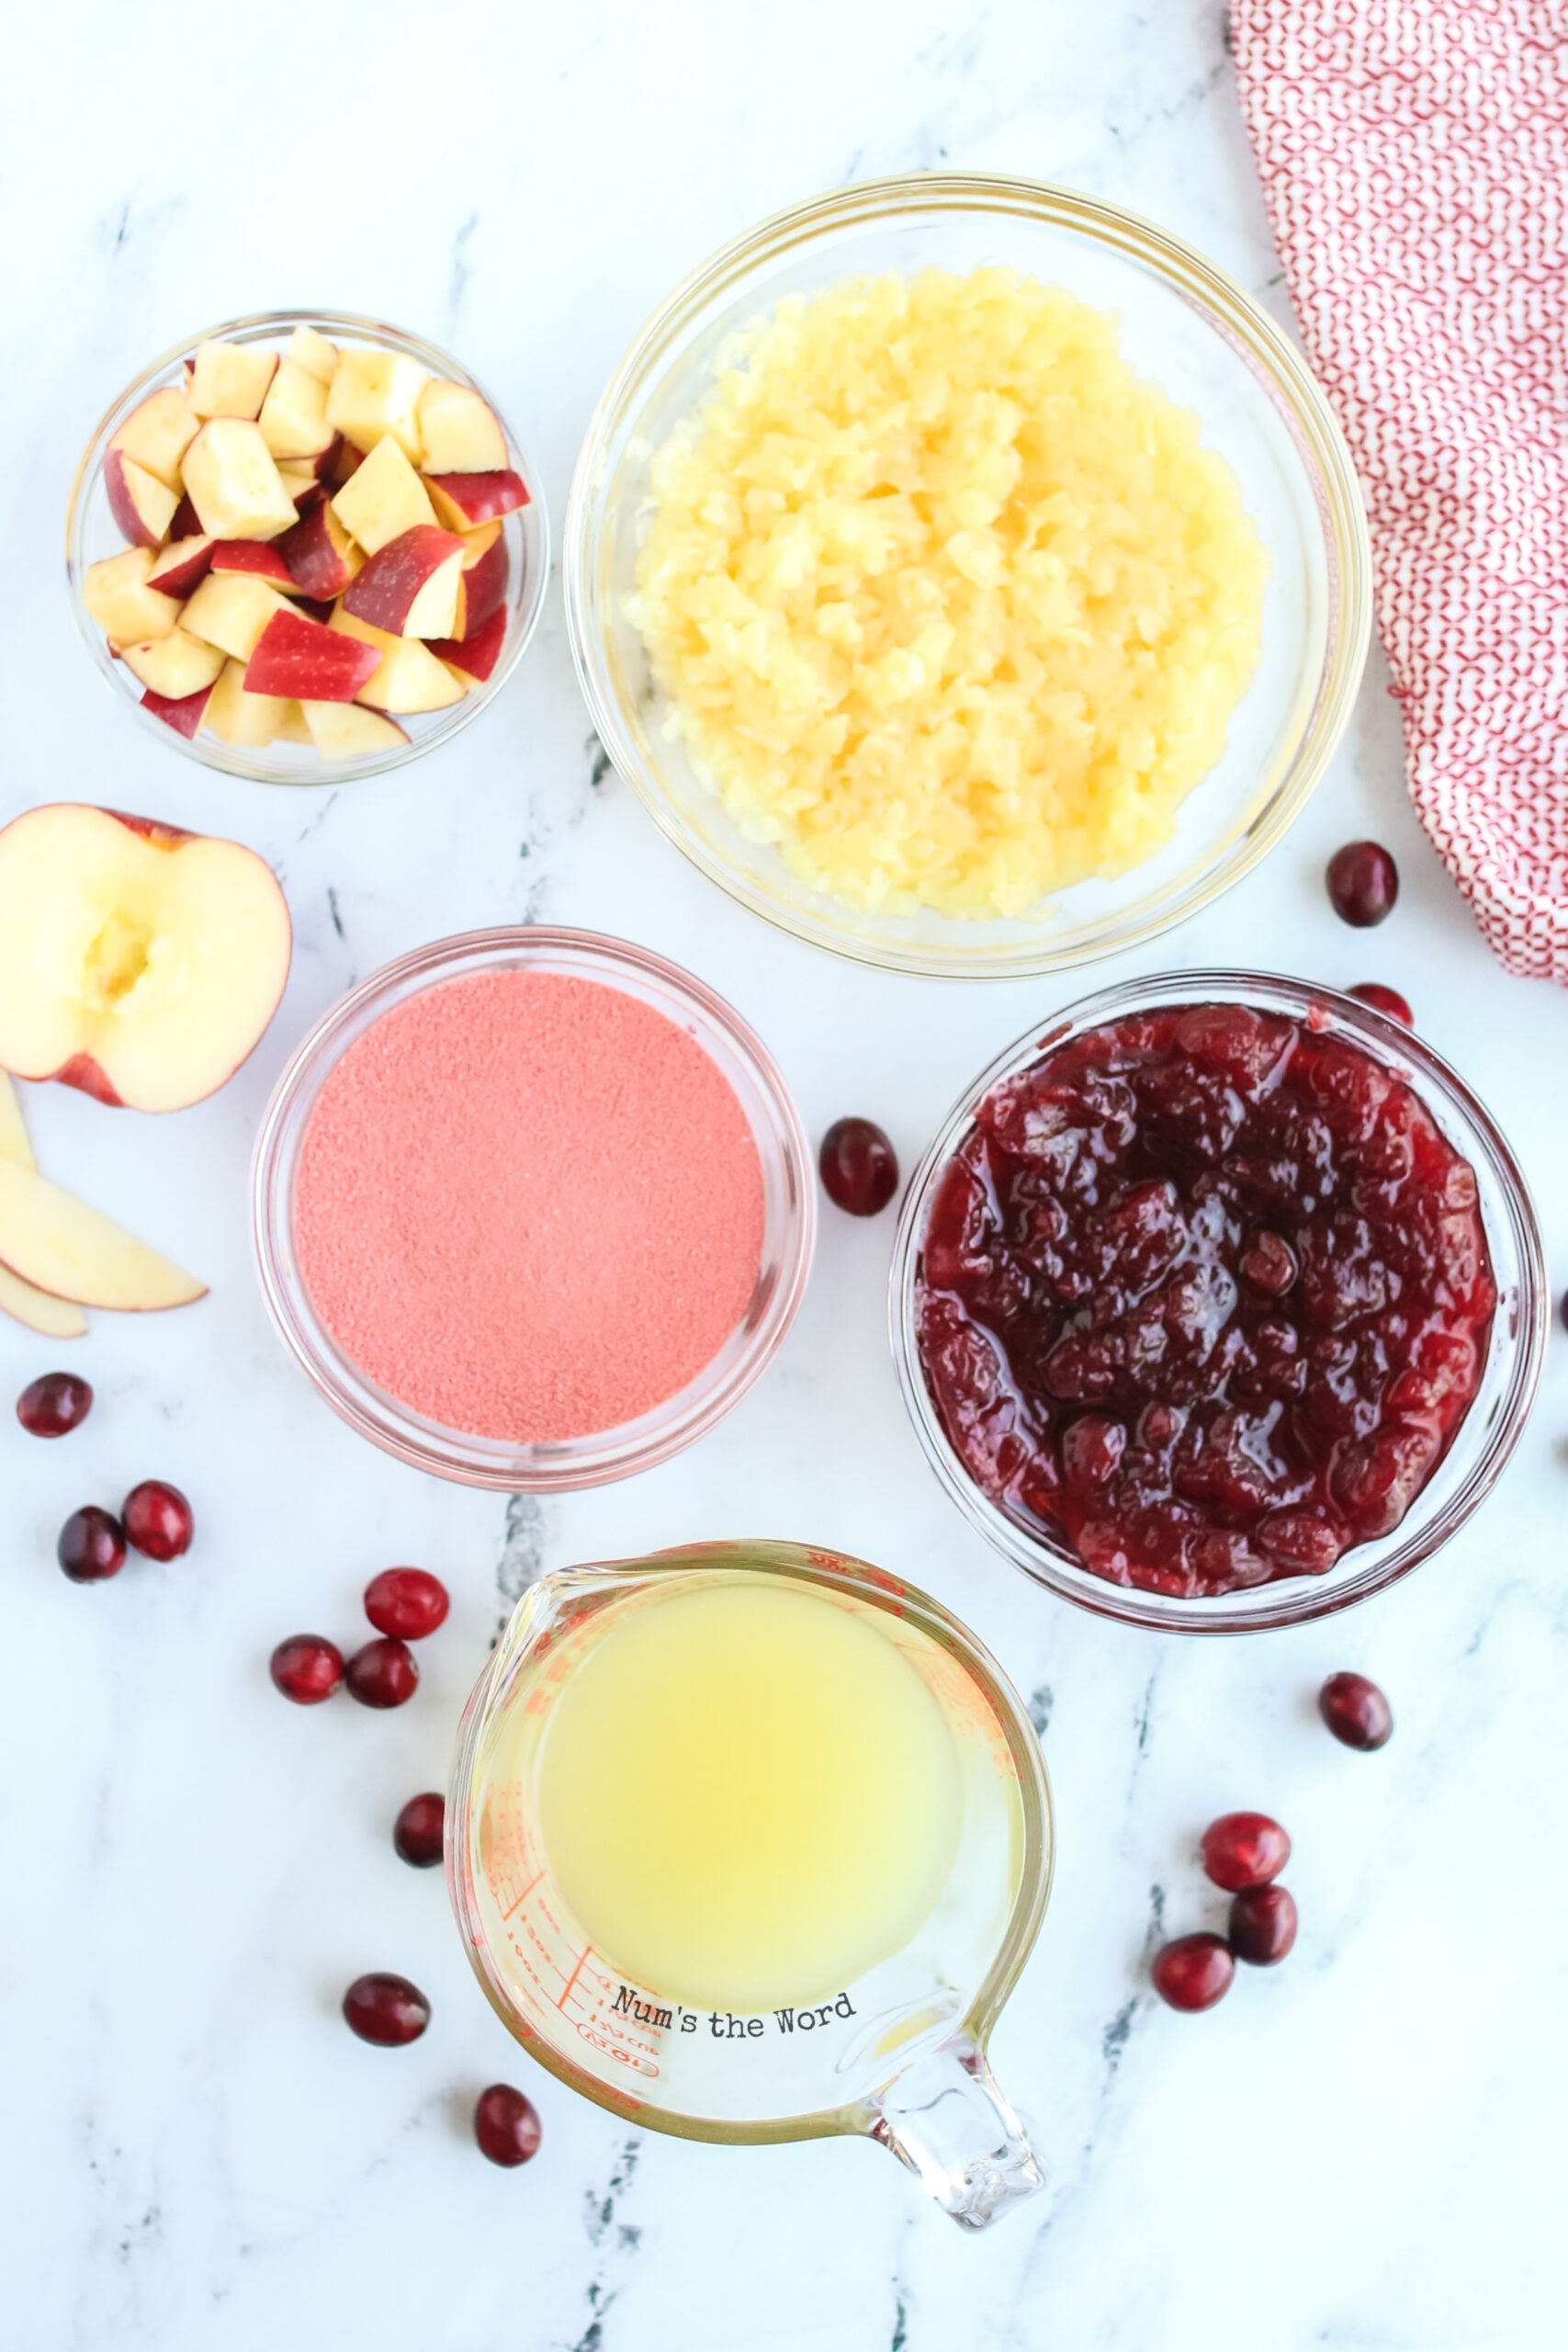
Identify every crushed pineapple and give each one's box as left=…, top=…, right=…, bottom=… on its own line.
left=629, top=267, right=1269, bottom=920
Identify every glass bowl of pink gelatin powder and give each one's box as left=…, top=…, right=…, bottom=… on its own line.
left=252, top=928, right=815, bottom=1488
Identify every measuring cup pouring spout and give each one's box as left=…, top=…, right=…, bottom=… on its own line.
left=447, top=1541, right=1054, bottom=2229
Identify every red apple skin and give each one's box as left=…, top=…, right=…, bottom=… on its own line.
left=429, top=605, right=508, bottom=684
left=148, top=537, right=216, bottom=597
left=426, top=470, right=528, bottom=526
left=141, top=684, right=214, bottom=740
left=341, top=526, right=464, bottom=634
left=243, top=610, right=381, bottom=702
left=276, top=506, right=356, bottom=600
left=101, top=808, right=197, bottom=847
left=54, top=1052, right=125, bottom=1107
left=104, top=451, right=166, bottom=548
left=295, top=595, right=336, bottom=625
left=210, top=541, right=295, bottom=588
left=303, top=433, right=344, bottom=481
left=460, top=535, right=510, bottom=634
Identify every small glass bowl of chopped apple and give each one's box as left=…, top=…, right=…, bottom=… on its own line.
left=65, top=311, right=548, bottom=782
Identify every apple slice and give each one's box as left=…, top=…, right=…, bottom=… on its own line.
left=105, top=452, right=180, bottom=548
left=325, top=348, right=427, bottom=459
left=120, top=629, right=226, bottom=699
left=331, top=435, right=435, bottom=554
left=182, top=572, right=293, bottom=662
left=244, top=609, right=381, bottom=703
left=210, top=540, right=298, bottom=590
left=276, top=502, right=361, bottom=600
left=430, top=605, right=507, bottom=686
left=0, top=1159, right=205, bottom=1308
left=0, top=803, right=290, bottom=1116
left=423, top=470, right=528, bottom=531
left=302, top=700, right=411, bottom=758
left=148, top=535, right=216, bottom=597
left=204, top=660, right=289, bottom=747
left=83, top=548, right=184, bottom=647
left=459, top=533, right=510, bottom=631
left=330, top=610, right=465, bottom=714
left=141, top=683, right=215, bottom=740
left=341, top=526, right=464, bottom=638
left=288, top=323, right=339, bottom=386
left=0, top=1076, right=87, bottom=1340
left=189, top=338, right=278, bottom=421
left=416, top=379, right=508, bottom=472
left=182, top=419, right=299, bottom=540
left=258, top=358, right=336, bottom=461
left=107, top=385, right=201, bottom=489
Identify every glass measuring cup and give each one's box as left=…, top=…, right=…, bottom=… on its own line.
left=448, top=1541, right=1054, bottom=2228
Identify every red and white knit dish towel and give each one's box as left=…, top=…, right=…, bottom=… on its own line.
left=1232, top=1, right=1568, bottom=982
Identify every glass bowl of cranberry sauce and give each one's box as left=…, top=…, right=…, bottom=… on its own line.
left=891, top=972, right=1546, bottom=1634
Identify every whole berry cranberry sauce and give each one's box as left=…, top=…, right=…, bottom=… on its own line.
left=916, top=1002, right=1495, bottom=1598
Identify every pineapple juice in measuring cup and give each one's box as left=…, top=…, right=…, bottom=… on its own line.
left=448, top=1541, right=1053, bottom=2228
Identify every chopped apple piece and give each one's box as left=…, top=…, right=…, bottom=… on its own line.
left=0, top=1077, right=87, bottom=1339
left=258, top=358, right=336, bottom=461
left=83, top=548, right=183, bottom=647
left=416, top=379, right=508, bottom=472
left=275, top=702, right=313, bottom=743
left=210, top=540, right=297, bottom=590
left=141, top=684, right=214, bottom=740
left=182, top=419, right=299, bottom=541
left=458, top=518, right=502, bottom=568
left=107, top=386, right=201, bottom=489
left=181, top=572, right=293, bottom=662
left=105, top=452, right=180, bottom=548
left=342, top=526, right=464, bottom=638
left=276, top=502, right=361, bottom=599
left=188, top=338, right=278, bottom=421
left=0, top=1159, right=206, bottom=1308
left=120, top=629, right=226, bottom=699
left=423, top=470, right=528, bottom=530
left=431, top=605, right=507, bottom=686
left=331, top=435, right=435, bottom=554
left=288, top=323, right=339, bottom=385
left=167, top=491, right=201, bottom=540
left=204, top=660, right=290, bottom=747
left=244, top=609, right=381, bottom=703
left=460, top=533, right=510, bottom=631
left=0, top=803, right=290, bottom=1118
left=277, top=467, right=329, bottom=514
left=325, top=348, right=427, bottom=459
left=301, top=700, right=411, bottom=758
left=330, top=609, right=465, bottom=714
left=148, top=536, right=215, bottom=597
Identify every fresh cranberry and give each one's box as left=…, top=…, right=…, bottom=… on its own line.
left=819, top=1117, right=899, bottom=1216
left=1152, top=1934, right=1235, bottom=2011
left=1229, top=1883, right=1298, bottom=1964
left=1326, top=842, right=1399, bottom=927
left=364, top=1567, right=449, bottom=1641
left=121, top=1480, right=193, bottom=1561
left=342, top=1973, right=430, bottom=2046
left=57, top=1506, right=126, bottom=1582
left=17, top=1372, right=94, bottom=1437
left=474, top=2083, right=543, bottom=2166
left=1318, top=1669, right=1393, bottom=1750
left=1348, top=982, right=1413, bottom=1027
left=344, top=1636, right=419, bottom=1709
left=393, top=1792, right=446, bottom=1867
left=269, top=1634, right=344, bottom=1703
left=1201, top=1811, right=1292, bottom=1892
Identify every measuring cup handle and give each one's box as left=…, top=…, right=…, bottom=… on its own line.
left=868, top=2032, right=1043, bottom=2229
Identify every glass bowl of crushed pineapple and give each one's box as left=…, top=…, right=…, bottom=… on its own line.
left=566, top=176, right=1371, bottom=978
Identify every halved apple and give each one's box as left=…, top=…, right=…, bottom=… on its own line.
left=276, top=502, right=361, bottom=599
left=182, top=420, right=299, bottom=540
left=431, top=605, right=508, bottom=685
left=325, top=348, right=426, bottom=458
left=244, top=609, right=381, bottom=703
left=288, top=324, right=339, bottom=386
left=105, top=452, right=180, bottom=548
left=83, top=548, right=184, bottom=647
left=416, top=379, right=508, bottom=472
left=258, top=359, right=336, bottom=461
left=182, top=572, right=293, bottom=661
left=331, top=435, right=435, bottom=554
left=330, top=609, right=465, bottom=714
left=119, top=629, right=226, bottom=699
left=302, top=700, right=410, bottom=758
left=188, top=339, right=278, bottom=422
left=141, top=683, right=215, bottom=740
left=148, top=535, right=216, bottom=596
left=0, top=803, right=291, bottom=1115
left=0, top=1159, right=206, bottom=1308
left=341, top=526, right=464, bottom=638
left=204, top=661, right=290, bottom=747
left=0, top=1075, right=87, bottom=1339
left=107, top=386, right=201, bottom=489
left=423, top=470, right=528, bottom=531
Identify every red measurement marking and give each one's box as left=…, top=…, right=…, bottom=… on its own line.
left=557, top=1941, right=592, bottom=2009
left=501, top=1869, right=545, bottom=1921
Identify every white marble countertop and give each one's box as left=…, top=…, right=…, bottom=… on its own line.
left=6, top=2, right=1566, bottom=2346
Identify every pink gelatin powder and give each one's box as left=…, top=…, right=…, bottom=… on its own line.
left=293, top=970, right=765, bottom=1442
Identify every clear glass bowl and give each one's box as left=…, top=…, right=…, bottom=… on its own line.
left=66, top=309, right=548, bottom=784
left=889, top=971, right=1547, bottom=1633
left=565, top=175, right=1371, bottom=978
left=252, top=927, right=815, bottom=1487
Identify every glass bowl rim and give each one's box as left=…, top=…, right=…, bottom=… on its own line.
left=65, top=305, right=550, bottom=785
left=250, top=924, right=816, bottom=1489
left=888, top=967, right=1548, bottom=1633
left=564, top=170, right=1373, bottom=978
